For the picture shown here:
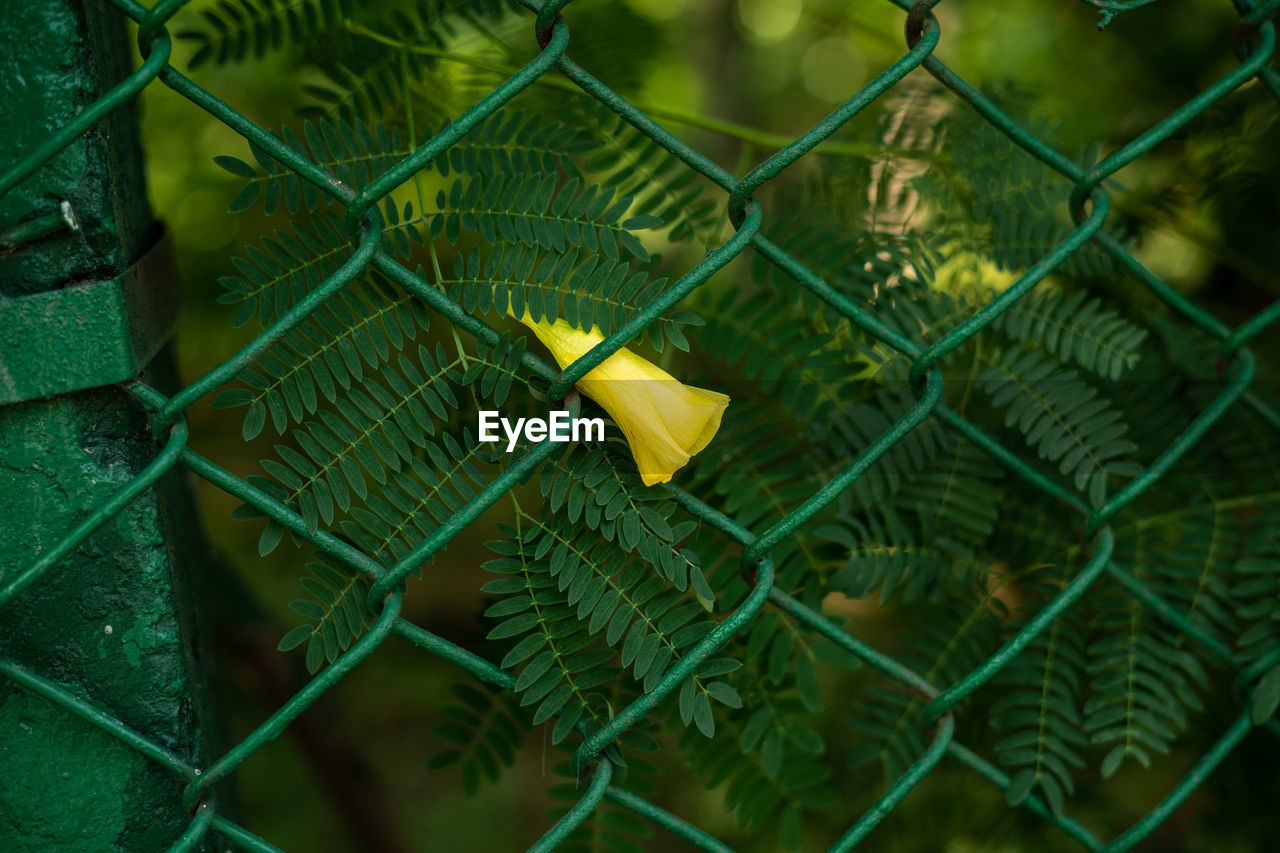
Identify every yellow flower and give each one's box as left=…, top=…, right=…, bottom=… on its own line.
left=515, top=312, right=729, bottom=486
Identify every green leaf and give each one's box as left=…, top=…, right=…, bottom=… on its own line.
left=228, top=182, right=262, bottom=214
left=426, top=750, right=462, bottom=770
left=811, top=639, right=861, bottom=670
left=1251, top=665, right=1280, bottom=725
left=277, top=624, right=313, bottom=652
left=706, top=681, right=742, bottom=709
left=1004, top=768, right=1037, bottom=807
left=1100, top=745, right=1126, bottom=780
left=795, top=654, right=822, bottom=712
left=622, top=214, right=663, bottom=230
left=786, top=724, right=824, bottom=754
left=679, top=676, right=697, bottom=725
left=761, top=729, right=783, bottom=778
left=731, top=708, right=764, bottom=752
left=258, top=520, right=284, bottom=555
left=214, top=155, right=258, bottom=178
left=243, top=401, right=267, bottom=440
left=780, top=804, right=804, bottom=852
left=692, top=690, right=714, bottom=737
left=618, top=229, right=649, bottom=261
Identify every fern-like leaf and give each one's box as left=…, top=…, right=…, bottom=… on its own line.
left=214, top=109, right=588, bottom=217
left=430, top=173, right=659, bottom=262
left=681, top=720, right=835, bottom=852
left=1085, top=530, right=1209, bottom=777
left=991, top=564, right=1088, bottom=818
left=447, top=243, right=700, bottom=352
left=427, top=681, right=531, bottom=794
left=992, top=287, right=1147, bottom=380
left=926, top=109, right=1116, bottom=279
left=548, top=757, right=659, bottom=853
left=850, top=584, right=1008, bottom=782
left=576, top=106, right=723, bottom=246
left=823, top=434, right=1000, bottom=604
left=520, top=511, right=739, bottom=733
left=213, top=275, right=432, bottom=439
left=243, top=336, right=525, bottom=553
left=178, top=0, right=368, bottom=69
left=1235, top=510, right=1280, bottom=668
left=277, top=555, right=376, bottom=672
left=481, top=523, right=622, bottom=740
left=540, top=443, right=714, bottom=602
left=1154, top=496, right=1242, bottom=647
left=979, top=348, right=1141, bottom=507
left=215, top=210, right=360, bottom=327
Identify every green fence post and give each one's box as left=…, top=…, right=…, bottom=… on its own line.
left=0, top=1, right=218, bottom=850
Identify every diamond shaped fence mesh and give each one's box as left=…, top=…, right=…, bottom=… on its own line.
left=3, top=0, right=1280, bottom=850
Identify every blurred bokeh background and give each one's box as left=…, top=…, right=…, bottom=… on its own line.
left=127, top=0, right=1280, bottom=850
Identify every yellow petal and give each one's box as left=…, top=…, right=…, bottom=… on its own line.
left=515, top=313, right=729, bottom=486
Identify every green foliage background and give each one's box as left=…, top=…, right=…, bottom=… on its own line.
left=135, top=0, right=1280, bottom=850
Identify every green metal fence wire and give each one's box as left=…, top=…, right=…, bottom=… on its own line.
left=3, top=0, right=1280, bottom=850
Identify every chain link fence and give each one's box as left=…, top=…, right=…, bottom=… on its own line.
left=3, top=0, right=1280, bottom=850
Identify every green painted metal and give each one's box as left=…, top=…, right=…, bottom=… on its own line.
left=601, top=787, right=735, bottom=853
left=921, top=528, right=1116, bottom=720
left=0, top=229, right=179, bottom=404
left=1105, top=713, right=1255, bottom=853
left=528, top=760, right=613, bottom=853
left=1244, top=0, right=1280, bottom=21
left=945, top=741, right=1106, bottom=851
left=3, top=0, right=1280, bottom=851
left=0, top=1, right=215, bottom=850
left=168, top=804, right=217, bottom=853
left=0, top=378, right=216, bottom=853
left=0, top=0, right=154, bottom=295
